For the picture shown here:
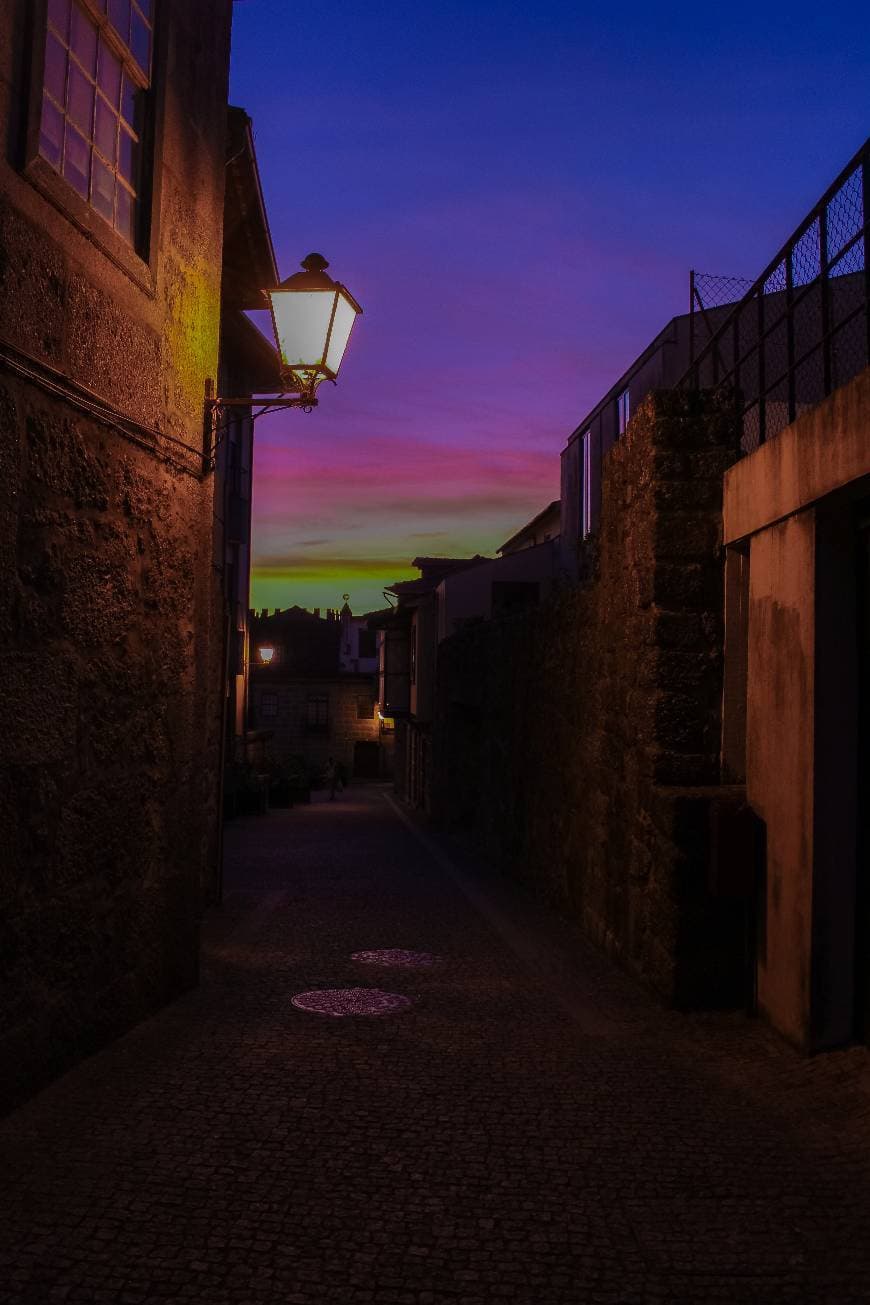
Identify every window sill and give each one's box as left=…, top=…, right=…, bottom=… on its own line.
left=24, top=156, right=156, bottom=298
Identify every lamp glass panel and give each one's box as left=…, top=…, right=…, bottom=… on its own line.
left=271, top=289, right=334, bottom=368
left=325, top=292, right=358, bottom=375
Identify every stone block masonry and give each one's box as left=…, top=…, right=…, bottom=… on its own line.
left=433, top=390, right=746, bottom=1007
left=0, top=377, right=223, bottom=1113
left=249, top=675, right=381, bottom=777
left=0, top=0, right=234, bottom=1112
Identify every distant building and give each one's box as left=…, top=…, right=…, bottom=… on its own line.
left=373, top=557, right=489, bottom=810
left=248, top=603, right=383, bottom=780
left=499, top=500, right=560, bottom=555
left=560, top=302, right=735, bottom=577
left=432, top=503, right=562, bottom=640
left=338, top=596, right=379, bottom=674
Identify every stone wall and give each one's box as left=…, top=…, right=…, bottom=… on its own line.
left=433, top=390, right=747, bottom=1006
left=0, top=0, right=233, bottom=1111
left=250, top=676, right=382, bottom=777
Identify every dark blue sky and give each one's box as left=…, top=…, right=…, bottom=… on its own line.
left=229, top=0, right=868, bottom=612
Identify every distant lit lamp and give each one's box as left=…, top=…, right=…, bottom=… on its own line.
left=266, top=254, right=363, bottom=406
left=257, top=644, right=275, bottom=665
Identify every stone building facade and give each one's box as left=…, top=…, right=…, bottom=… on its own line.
left=0, top=0, right=237, bottom=1111
left=249, top=673, right=381, bottom=779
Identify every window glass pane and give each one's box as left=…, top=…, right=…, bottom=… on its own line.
left=63, top=124, right=90, bottom=197
left=130, top=12, right=151, bottom=74
left=114, top=183, right=134, bottom=241
left=120, top=74, right=141, bottom=130
left=94, top=96, right=117, bottom=162
left=70, top=5, right=98, bottom=76
left=91, top=155, right=115, bottom=220
left=47, top=0, right=71, bottom=38
left=41, top=0, right=147, bottom=248
left=118, top=124, right=138, bottom=183
left=67, top=62, right=94, bottom=134
left=39, top=95, right=65, bottom=168
left=108, top=0, right=131, bottom=44
left=325, top=293, right=358, bottom=375
left=44, top=32, right=68, bottom=105
left=97, top=40, right=122, bottom=107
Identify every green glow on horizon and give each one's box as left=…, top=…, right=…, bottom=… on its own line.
left=251, top=563, right=419, bottom=615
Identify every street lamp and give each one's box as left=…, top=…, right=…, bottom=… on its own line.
left=257, top=645, right=275, bottom=664
left=267, top=254, right=363, bottom=404
left=208, top=252, right=362, bottom=433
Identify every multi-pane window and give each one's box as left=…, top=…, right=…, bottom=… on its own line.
left=617, top=387, right=630, bottom=435
left=40, top=0, right=153, bottom=246
left=259, top=692, right=278, bottom=719
left=356, top=697, right=375, bottom=720
left=581, top=430, right=592, bottom=538
left=306, top=695, right=329, bottom=732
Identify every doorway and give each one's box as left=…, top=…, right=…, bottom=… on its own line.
left=353, top=740, right=380, bottom=779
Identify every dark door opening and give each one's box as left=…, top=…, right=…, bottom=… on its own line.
left=353, top=740, right=380, bottom=779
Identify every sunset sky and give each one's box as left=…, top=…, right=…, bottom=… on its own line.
left=229, top=0, right=868, bottom=616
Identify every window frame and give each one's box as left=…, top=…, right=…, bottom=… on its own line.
left=305, top=694, right=330, bottom=734
left=581, top=429, right=593, bottom=539
left=617, top=387, right=630, bottom=435
left=22, top=0, right=166, bottom=293
left=259, top=691, right=279, bottom=720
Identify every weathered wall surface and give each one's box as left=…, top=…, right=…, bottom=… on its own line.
left=724, top=366, right=869, bottom=1050
left=249, top=676, right=381, bottom=776
left=745, top=515, right=815, bottom=1044
left=0, top=0, right=234, bottom=1111
left=434, top=391, right=745, bottom=1006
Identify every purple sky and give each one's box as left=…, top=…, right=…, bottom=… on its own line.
left=229, top=0, right=868, bottom=615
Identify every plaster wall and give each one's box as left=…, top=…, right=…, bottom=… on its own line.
left=724, top=365, right=869, bottom=1049
left=724, top=368, right=870, bottom=545
left=436, top=542, right=557, bottom=642
left=746, top=515, right=815, bottom=1045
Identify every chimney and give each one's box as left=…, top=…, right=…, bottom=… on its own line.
left=314, top=607, right=320, bottom=619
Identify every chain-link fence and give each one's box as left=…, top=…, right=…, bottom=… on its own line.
left=689, top=271, right=755, bottom=371
left=682, top=139, right=868, bottom=454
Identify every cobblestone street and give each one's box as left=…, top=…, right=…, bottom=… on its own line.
left=3, top=785, right=870, bottom=1304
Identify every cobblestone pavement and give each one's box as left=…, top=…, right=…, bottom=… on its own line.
left=3, top=786, right=870, bottom=1305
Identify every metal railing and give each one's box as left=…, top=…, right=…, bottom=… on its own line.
left=682, top=138, right=869, bottom=453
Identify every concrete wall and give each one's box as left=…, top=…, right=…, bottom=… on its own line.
left=434, top=390, right=746, bottom=1006
left=0, top=0, right=234, bottom=1111
left=724, top=366, right=870, bottom=1049
left=745, top=516, right=816, bottom=1044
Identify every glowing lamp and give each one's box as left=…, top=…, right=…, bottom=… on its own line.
left=266, top=253, right=363, bottom=404
left=258, top=645, right=275, bottom=665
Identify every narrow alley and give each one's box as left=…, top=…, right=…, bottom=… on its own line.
left=3, top=786, right=870, bottom=1305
